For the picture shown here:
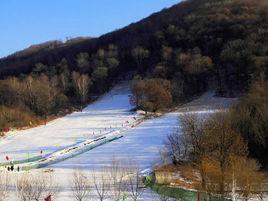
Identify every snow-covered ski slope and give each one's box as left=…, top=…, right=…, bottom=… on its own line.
left=49, top=111, right=216, bottom=171
left=50, top=112, right=179, bottom=170
left=0, top=82, right=139, bottom=163
left=0, top=82, right=237, bottom=169
left=18, top=116, right=145, bottom=170
left=0, top=81, right=238, bottom=201
left=46, top=90, right=236, bottom=171
left=44, top=89, right=236, bottom=201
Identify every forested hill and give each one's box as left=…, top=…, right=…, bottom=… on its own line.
left=1, top=0, right=267, bottom=95
left=0, top=0, right=267, bottom=165
left=0, top=0, right=199, bottom=77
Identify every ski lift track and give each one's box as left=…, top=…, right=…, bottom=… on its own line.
left=18, top=116, right=146, bottom=171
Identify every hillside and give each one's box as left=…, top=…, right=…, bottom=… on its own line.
left=0, top=1, right=267, bottom=200
left=4, top=37, right=92, bottom=59
left=0, top=0, right=267, bottom=94
left=0, top=0, right=267, bottom=165
left=0, top=82, right=236, bottom=200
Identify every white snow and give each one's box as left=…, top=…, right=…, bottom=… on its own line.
left=50, top=112, right=178, bottom=170
left=0, top=82, right=238, bottom=201
left=0, top=83, right=138, bottom=163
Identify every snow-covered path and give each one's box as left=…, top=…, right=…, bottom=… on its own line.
left=49, top=112, right=179, bottom=170
left=0, top=82, right=137, bottom=163
left=0, top=82, right=238, bottom=201
left=45, top=110, right=218, bottom=201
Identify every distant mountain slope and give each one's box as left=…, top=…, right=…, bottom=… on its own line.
left=5, top=37, right=92, bottom=59
left=0, top=0, right=195, bottom=76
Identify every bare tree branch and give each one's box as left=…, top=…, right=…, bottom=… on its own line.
left=71, top=169, right=91, bottom=201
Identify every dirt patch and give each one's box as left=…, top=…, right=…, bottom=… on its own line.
left=154, top=164, right=201, bottom=190
left=154, top=163, right=268, bottom=192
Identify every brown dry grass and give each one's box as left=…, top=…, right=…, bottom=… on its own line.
left=154, top=164, right=201, bottom=189
left=155, top=163, right=268, bottom=191
left=0, top=106, right=42, bottom=133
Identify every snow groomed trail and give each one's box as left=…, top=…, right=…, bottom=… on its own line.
left=19, top=116, right=145, bottom=170
left=0, top=82, right=142, bottom=170
left=0, top=82, right=238, bottom=201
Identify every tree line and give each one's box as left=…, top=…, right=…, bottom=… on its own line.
left=0, top=44, right=119, bottom=132
left=1, top=0, right=267, bottom=97
left=1, top=0, right=267, bottom=116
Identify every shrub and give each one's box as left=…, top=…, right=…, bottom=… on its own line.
left=0, top=106, right=41, bottom=132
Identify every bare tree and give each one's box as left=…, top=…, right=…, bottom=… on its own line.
left=125, top=164, right=144, bottom=201
left=109, top=158, right=127, bottom=201
left=59, top=73, right=69, bottom=92
left=203, top=114, right=248, bottom=198
left=33, top=175, right=49, bottom=201
left=38, top=75, right=59, bottom=123
left=23, top=76, right=36, bottom=112
left=41, top=173, right=60, bottom=201
left=164, top=114, right=207, bottom=165
left=180, top=114, right=207, bottom=163
left=0, top=172, right=9, bottom=201
left=72, top=72, right=92, bottom=104
left=131, top=46, right=149, bottom=72
left=71, top=170, right=91, bottom=201
left=165, top=128, right=189, bottom=164
left=16, top=173, right=35, bottom=201
left=91, top=169, right=109, bottom=201
left=16, top=172, right=60, bottom=201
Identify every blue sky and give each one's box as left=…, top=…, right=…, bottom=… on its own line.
left=0, top=0, right=180, bottom=58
